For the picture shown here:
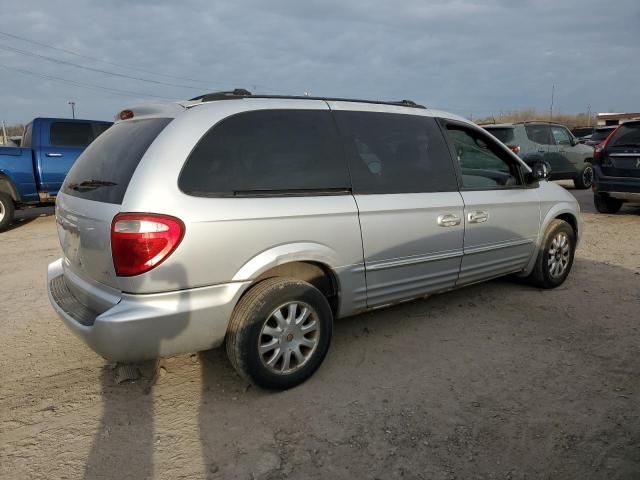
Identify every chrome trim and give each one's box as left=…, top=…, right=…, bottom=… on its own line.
left=608, top=192, right=640, bottom=201
left=467, top=210, right=489, bottom=224
left=463, top=237, right=534, bottom=255
left=367, top=249, right=463, bottom=271
left=437, top=213, right=461, bottom=227
left=608, top=153, right=640, bottom=157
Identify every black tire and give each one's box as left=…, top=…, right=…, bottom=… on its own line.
left=573, top=162, right=594, bottom=189
left=0, top=192, right=15, bottom=232
left=226, top=277, right=333, bottom=390
left=594, top=193, right=623, bottom=214
left=527, top=219, right=576, bottom=289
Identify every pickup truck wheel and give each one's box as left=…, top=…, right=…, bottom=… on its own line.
left=226, top=277, right=333, bottom=390
left=0, top=192, right=15, bottom=232
left=573, top=163, right=594, bottom=189
left=594, top=193, right=623, bottom=214
left=527, top=219, right=576, bottom=289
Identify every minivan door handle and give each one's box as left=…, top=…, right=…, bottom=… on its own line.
left=467, top=210, right=489, bottom=223
left=437, top=214, right=461, bottom=227
left=45, top=152, right=63, bottom=157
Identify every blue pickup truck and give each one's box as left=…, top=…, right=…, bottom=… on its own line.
left=0, top=117, right=112, bottom=231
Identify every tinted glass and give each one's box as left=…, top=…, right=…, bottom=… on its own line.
left=50, top=122, right=94, bottom=147
left=22, top=123, right=32, bottom=148
left=572, top=127, right=593, bottom=138
left=525, top=124, right=554, bottom=145
left=551, top=126, right=572, bottom=145
left=93, top=122, right=111, bottom=138
left=608, top=124, right=640, bottom=147
left=484, top=127, right=515, bottom=144
left=446, top=126, right=521, bottom=189
left=63, top=118, right=172, bottom=204
left=590, top=128, right=615, bottom=142
left=334, top=112, right=456, bottom=194
left=179, top=110, right=349, bottom=196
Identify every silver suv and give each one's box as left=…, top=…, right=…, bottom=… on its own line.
left=47, top=91, right=582, bottom=389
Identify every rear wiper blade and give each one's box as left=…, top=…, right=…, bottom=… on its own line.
left=67, top=179, right=117, bottom=191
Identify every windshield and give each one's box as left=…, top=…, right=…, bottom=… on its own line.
left=62, top=118, right=171, bottom=204
left=484, top=127, right=515, bottom=144
left=608, top=124, right=640, bottom=147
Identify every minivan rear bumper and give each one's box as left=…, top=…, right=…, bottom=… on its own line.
left=47, top=259, right=250, bottom=362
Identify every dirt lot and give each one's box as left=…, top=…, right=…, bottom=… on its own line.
left=1, top=185, right=638, bottom=480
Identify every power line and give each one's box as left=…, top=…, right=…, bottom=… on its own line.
left=0, top=64, right=172, bottom=100
left=0, top=29, right=214, bottom=86
left=0, top=42, right=206, bottom=91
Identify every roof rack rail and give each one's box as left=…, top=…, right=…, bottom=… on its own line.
left=188, top=90, right=426, bottom=109
left=189, top=89, right=252, bottom=102
left=513, top=120, right=565, bottom=125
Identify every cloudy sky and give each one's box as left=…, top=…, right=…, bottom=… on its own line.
left=1, top=0, right=638, bottom=124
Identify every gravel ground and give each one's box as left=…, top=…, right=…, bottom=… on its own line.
left=0, top=185, right=639, bottom=480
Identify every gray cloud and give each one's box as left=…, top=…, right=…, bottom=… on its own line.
left=1, top=0, right=638, bottom=123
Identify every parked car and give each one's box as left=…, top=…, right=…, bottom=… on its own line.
left=47, top=91, right=581, bottom=390
left=571, top=126, right=595, bottom=140
left=583, top=126, right=616, bottom=147
left=0, top=118, right=112, bottom=231
left=592, top=120, right=640, bottom=213
left=483, top=121, right=595, bottom=189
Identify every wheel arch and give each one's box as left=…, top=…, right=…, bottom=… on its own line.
left=0, top=173, right=20, bottom=202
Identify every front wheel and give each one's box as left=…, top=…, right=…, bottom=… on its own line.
left=226, top=277, right=333, bottom=390
left=573, top=163, right=594, bottom=189
left=594, top=193, right=623, bottom=214
left=0, top=192, right=15, bottom=232
left=527, top=219, right=576, bottom=289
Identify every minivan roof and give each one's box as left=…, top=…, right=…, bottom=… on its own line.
left=115, top=91, right=470, bottom=125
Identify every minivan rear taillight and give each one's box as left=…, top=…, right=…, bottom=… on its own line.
left=111, top=213, right=185, bottom=276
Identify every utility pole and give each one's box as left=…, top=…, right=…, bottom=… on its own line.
left=549, top=84, right=555, bottom=122
left=68, top=101, right=76, bottom=119
left=587, top=104, right=591, bottom=127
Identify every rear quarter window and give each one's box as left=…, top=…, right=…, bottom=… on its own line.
left=484, top=127, right=515, bottom=144
left=179, top=109, right=350, bottom=196
left=62, top=118, right=172, bottom=204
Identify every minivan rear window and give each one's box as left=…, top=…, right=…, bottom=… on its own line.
left=179, top=110, right=350, bottom=196
left=62, top=118, right=172, bottom=204
left=484, top=127, right=515, bottom=144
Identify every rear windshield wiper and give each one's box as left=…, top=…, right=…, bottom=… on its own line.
left=67, top=179, right=117, bottom=192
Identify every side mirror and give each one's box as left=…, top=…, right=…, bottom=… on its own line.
left=527, top=160, right=551, bottom=183
left=570, top=136, right=579, bottom=146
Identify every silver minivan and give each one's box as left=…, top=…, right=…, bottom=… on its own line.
left=47, top=91, right=582, bottom=389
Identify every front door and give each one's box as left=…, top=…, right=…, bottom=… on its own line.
left=330, top=107, right=465, bottom=307
left=442, top=122, right=541, bottom=285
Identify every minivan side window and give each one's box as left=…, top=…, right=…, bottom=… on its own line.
left=179, top=110, right=350, bottom=196
left=445, top=126, right=522, bottom=189
left=525, top=124, right=554, bottom=145
left=50, top=122, right=94, bottom=147
left=333, top=112, right=457, bottom=194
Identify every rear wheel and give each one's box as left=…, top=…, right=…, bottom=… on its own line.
left=573, top=162, right=594, bottom=189
left=226, top=277, right=333, bottom=390
left=0, top=192, right=15, bottom=232
left=594, top=193, right=623, bottom=214
left=527, top=219, right=576, bottom=289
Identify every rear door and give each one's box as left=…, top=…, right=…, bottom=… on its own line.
left=550, top=125, right=581, bottom=176
left=331, top=107, right=464, bottom=307
left=441, top=121, right=540, bottom=285
left=57, top=117, right=172, bottom=288
left=523, top=124, right=558, bottom=171
left=39, top=120, right=96, bottom=195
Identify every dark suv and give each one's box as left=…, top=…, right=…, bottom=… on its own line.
left=484, top=122, right=595, bottom=189
left=592, top=121, right=640, bottom=213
